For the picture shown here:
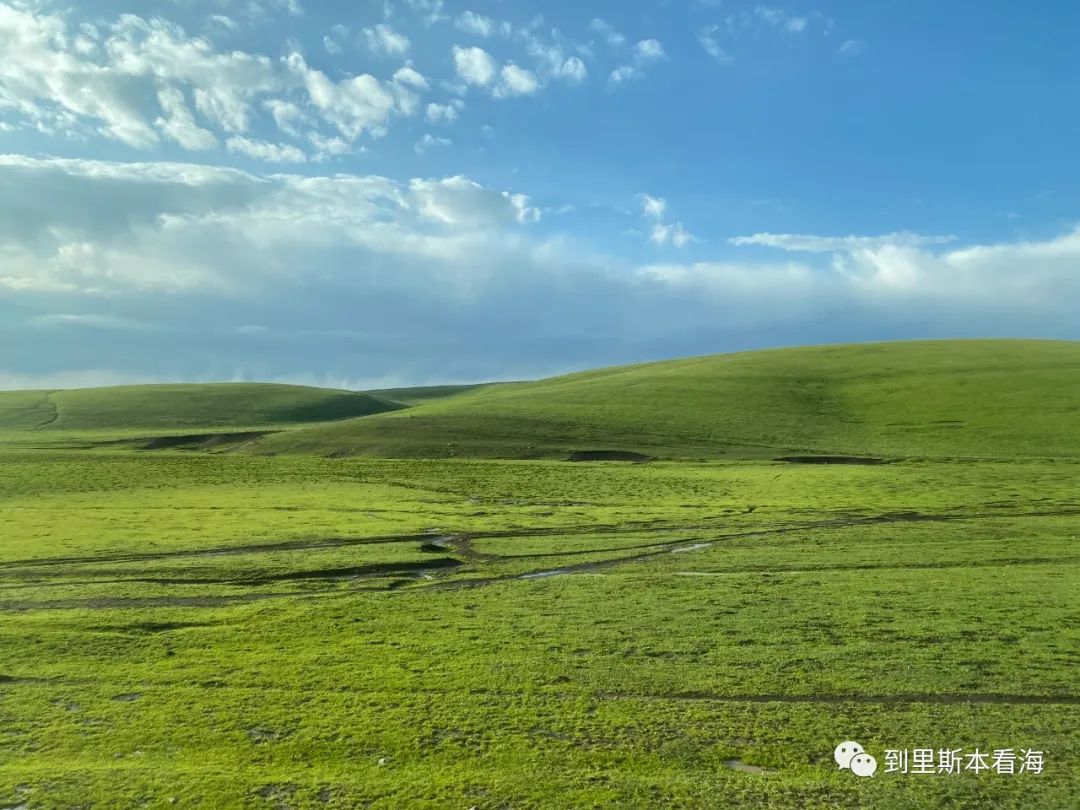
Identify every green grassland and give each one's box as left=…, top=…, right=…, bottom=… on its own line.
left=257, top=339, right=1080, bottom=460
left=0, top=383, right=402, bottom=433
left=1, top=340, right=1078, bottom=807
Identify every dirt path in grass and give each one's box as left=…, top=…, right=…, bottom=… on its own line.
left=7, top=505, right=1077, bottom=573
left=3, top=506, right=1078, bottom=610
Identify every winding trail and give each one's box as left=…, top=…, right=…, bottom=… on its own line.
left=3, top=504, right=1078, bottom=609
left=5, top=505, right=1078, bottom=573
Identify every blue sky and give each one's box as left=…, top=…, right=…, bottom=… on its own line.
left=2, top=0, right=1080, bottom=389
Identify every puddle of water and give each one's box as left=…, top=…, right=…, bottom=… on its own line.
left=670, top=543, right=713, bottom=554
left=520, top=569, right=570, bottom=580
left=723, top=759, right=772, bottom=774
left=674, top=572, right=723, bottom=576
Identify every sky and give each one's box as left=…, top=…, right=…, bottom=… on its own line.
left=2, top=0, right=1080, bottom=390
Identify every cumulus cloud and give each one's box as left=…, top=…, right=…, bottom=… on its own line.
left=392, top=65, right=429, bottom=91
left=552, top=56, right=587, bottom=83
left=426, top=99, right=463, bottom=123
left=493, top=64, right=540, bottom=98
left=284, top=51, right=416, bottom=140
left=361, top=23, right=410, bottom=57
left=452, top=45, right=497, bottom=87
left=0, top=3, right=426, bottom=156
left=634, top=39, right=665, bottom=63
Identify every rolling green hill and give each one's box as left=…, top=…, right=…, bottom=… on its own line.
left=363, top=383, right=505, bottom=406
left=0, top=383, right=403, bottom=432
left=253, top=340, right=1080, bottom=460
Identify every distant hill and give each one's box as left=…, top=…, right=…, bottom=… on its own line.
left=364, top=383, right=507, bottom=407
left=252, top=340, right=1080, bottom=460
left=0, top=383, right=404, bottom=432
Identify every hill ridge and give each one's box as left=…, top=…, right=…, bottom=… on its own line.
left=251, top=339, right=1080, bottom=460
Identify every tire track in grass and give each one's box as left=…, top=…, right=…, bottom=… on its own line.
left=5, top=506, right=1078, bottom=571
left=31, top=390, right=60, bottom=429
left=3, top=508, right=1078, bottom=609
left=2, top=676, right=1076, bottom=707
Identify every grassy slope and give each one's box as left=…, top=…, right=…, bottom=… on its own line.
left=364, top=383, right=508, bottom=406
left=256, top=339, right=1080, bottom=460
left=0, top=383, right=403, bottom=432
left=1, top=453, right=1077, bottom=806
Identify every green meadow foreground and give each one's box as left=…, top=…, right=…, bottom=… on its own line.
left=1, top=341, right=1078, bottom=807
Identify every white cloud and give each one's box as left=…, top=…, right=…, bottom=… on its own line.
left=392, top=65, right=429, bottom=91
left=400, top=0, right=446, bottom=26
left=307, top=132, right=351, bottom=158
left=609, top=65, right=642, bottom=85
left=610, top=38, right=666, bottom=87
left=730, top=232, right=956, bottom=253
left=838, top=39, right=866, bottom=56
left=589, top=18, right=625, bottom=49
left=362, top=23, right=410, bottom=57
left=225, top=135, right=306, bottom=163
left=639, top=193, right=694, bottom=248
left=154, top=85, right=218, bottom=150
left=728, top=6, right=830, bottom=37
left=650, top=222, right=694, bottom=248
left=455, top=10, right=504, bottom=38
left=640, top=194, right=666, bottom=220
left=323, top=23, right=348, bottom=55
left=0, top=155, right=543, bottom=294
left=698, top=25, right=734, bottom=64
left=284, top=51, right=413, bottom=141
left=452, top=45, right=497, bottom=87
left=4, top=153, right=1080, bottom=382
left=0, top=4, right=160, bottom=147
left=634, top=39, right=665, bottom=63
left=262, top=98, right=308, bottom=136
left=409, top=175, right=540, bottom=227
left=415, top=133, right=451, bottom=153
left=0, top=4, right=427, bottom=152
left=494, top=64, right=540, bottom=98
left=552, top=56, right=587, bottom=83
left=426, top=99, right=462, bottom=123
left=207, top=15, right=238, bottom=33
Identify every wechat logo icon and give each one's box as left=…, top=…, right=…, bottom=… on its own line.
left=835, top=740, right=877, bottom=777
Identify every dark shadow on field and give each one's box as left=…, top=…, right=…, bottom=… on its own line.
left=774, top=455, right=892, bottom=465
